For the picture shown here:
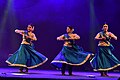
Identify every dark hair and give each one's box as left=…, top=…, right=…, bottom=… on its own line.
left=29, top=23, right=34, bottom=28
left=67, top=25, right=74, bottom=30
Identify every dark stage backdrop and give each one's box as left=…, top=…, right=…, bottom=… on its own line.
left=0, top=0, right=120, bottom=71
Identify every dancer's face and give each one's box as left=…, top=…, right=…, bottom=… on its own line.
left=102, top=26, right=108, bottom=32
left=66, top=27, right=73, bottom=33
left=27, top=25, right=34, bottom=32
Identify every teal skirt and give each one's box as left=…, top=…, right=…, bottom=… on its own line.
left=6, top=44, right=48, bottom=69
left=90, top=46, right=120, bottom=71
left=51, top=44, right=92, bottom=69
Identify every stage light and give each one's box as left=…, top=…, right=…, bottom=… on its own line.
left=0, top=0, right=17, bottom=47
left=89, top=0, right=97, bottom=51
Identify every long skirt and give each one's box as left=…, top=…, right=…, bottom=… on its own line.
left=90, top=46, right=120, bottom=71
left=51, top=44, right=92, bottom=69
left=6, top=44, right=48, bottom=69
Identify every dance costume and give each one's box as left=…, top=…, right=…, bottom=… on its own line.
left=91, top=31, right=120, bottom=71
left=51, top=34, right=92, bottom=69
left=6, top=30, right=48, bottom=69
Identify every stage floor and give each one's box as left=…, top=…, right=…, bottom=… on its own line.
left=0, top=68, right=120, bottom=80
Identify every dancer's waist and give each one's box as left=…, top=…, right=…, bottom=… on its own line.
left=98, top=41, right=110, bottom=46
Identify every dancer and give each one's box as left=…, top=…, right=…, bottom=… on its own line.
left=6, top=24, right=48, bottom=73
left=90, top=23, right=120, bottom=76
left=51, top=26, right=93, bottom=76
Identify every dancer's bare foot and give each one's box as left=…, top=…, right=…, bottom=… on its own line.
left=19, top=69, right=23, bottom=73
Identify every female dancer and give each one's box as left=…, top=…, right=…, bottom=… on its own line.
left=90, top=23, right=120, bottom=76
left=6, top=24, right=48, bottom=73
left=51, top=26, right=93, bottom=76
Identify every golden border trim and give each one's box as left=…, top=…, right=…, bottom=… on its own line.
left=6, top=58, right=48, bottom=69
left=51, top=54, right=91, bottom=66
left=93, top=64, right=120, bottom=71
